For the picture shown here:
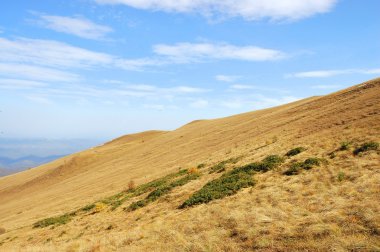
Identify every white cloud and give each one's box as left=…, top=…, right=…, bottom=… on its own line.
left=221, top=94, right=299, bottom=110
left=230, top=84, right=254, bottom=90
left=26, top=95, right=53, bottom=105
left=0, top=37, right=113, bottom=69
left=287, top=68, right=380, bottom=78
left=0, top=63, right=79, bottom=82
left=215, top=75, right=241, bottom=82
left=0, top=79, right=48, bottom=89
left=115, top=58, right=167, bottom=70
left=0, top=37, right=284, bottom=74
left=221, top=100, right=243, bottom=109
left=36, top=14, right=113, bottom=40
left=311, top=85, right=341, bottom=90
left=95, top=0, right=337, bottom=21
left=143, top=104, right=178, bottom=110
left=153, top=43, right=285, bottom=62
left=229, top=84, right=289, bottom=94
left=190, top=99, right=209, bottom=108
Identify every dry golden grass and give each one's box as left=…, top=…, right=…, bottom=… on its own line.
left=0, top=78, right=379, bottom=251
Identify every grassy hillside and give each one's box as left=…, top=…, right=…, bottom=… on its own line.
left=0, top=78, right=379, bottom=251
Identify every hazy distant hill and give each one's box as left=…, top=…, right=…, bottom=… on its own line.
left=0, top=155, right=64, bottom=176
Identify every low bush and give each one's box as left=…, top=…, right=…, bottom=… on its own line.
left=231, top=155, right=284, bottom=175
left=283, top=162, right=304, bottom=176
left=197, top=163, right=206, bottom=169
left=339, top=141, right=351, bottom=151
left=81, top=204, right=96, bottom=212
left=285, top=147, right=306, bottom=157
left=33, top=213, right=73, bottom=228
left=283, top=157, right=322, bottom=176
left=180, top=155, right=283, bottom=208
left=179, top=172, right=255, bottom=208
left=0, top=227, right=5, bottom=235
left=337, top=171, right=345, bottom=182
left=353, top=141, right=379, bottom=155
left=209, top=157, right=242, bottom=174
left=128, top=173, right=201, bottom=211
left=209, top=161, right=227, bottom=174
left=303, top=157, right=321, bottom=170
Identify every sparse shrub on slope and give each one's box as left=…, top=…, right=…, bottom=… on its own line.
left=127, top=173, right=201, bottom=211
left=230, top=155, right=284, bottom=175
left=197, top=163, right=206, bottom=169
left=179, top=172, right=255, bottom=208
left=80, top=204, right=96, bottom=212
left=180, top=155, right=283, bottom=208
left=283, top=162, right=304, bottom=176
left=303, top=157, right=322, bottom=169
left=33, top=213, right=74, bottom=228
left=286, top=147, right=306, bottom=157
left=339, top=141, right=352, bottom=151
left=283, top=157, right=322, bottom=176
left=209, top=157, right=242, bottom=174
left=353, top=141, right=379, bottom=155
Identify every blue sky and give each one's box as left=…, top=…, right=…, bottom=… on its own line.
left=0, top=0, right=379, bottom=144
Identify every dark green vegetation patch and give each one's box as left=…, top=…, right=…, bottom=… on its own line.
left=33, top=213, right=74, bottom=228
left=180, top=155, right=284, bottom=208
left=283, top=157, right=322, bottom=176
left=128, top=173, right=200, bottom=211
left=209, top=157, right=241, bottom=174
left=353, top=141, right=379, bottom=155
left=285, top=147, right=306, bottom=157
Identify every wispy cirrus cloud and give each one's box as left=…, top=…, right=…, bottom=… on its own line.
left=94, top=0, right=338, bottom=21
left=0, top=37, right=113, bottom=69
left=0, top=37, right=286, bottom=75
left=229, top=84, right=290, bottom=94
left=34, top=14, right=113, bottom=40
left=153, top=43, right=286, bottom=63
left=0, top=79, right=48, bottom=89
left=0, top=63, right=79, bottom=82
left=215, top=75, right=241, bottom=82
left=286, top=68, right=380, bottom=78
left=221, top=95, right=300, bottom=109
left=311, top=85, right=342, bottom=90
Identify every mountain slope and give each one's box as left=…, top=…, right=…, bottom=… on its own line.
left=0, top=78, right=379, bottom=251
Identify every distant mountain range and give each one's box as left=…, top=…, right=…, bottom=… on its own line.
left=0, top=155, right=64, bottom=177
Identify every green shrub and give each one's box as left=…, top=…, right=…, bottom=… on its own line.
left=303, top=158, right=321, bottom=170
left=231, top=155, right=284, bottom=175
left=197, top=163, right=206, bottom=169
left=209, top=161, right=227, bottom=173
left=128, top=173, right=200, bottom=211
left=283, top=157, right=321, bottom=176
left=283, top=162, right=304, bottom=176
left=180, top=172, right=255, bottom=208
left=328, top=152, right=336, bottom=159
left=33, top=214, right=73, bottom=228
left=339, top=141, right=351, bottom=151
left=286, top=147, right=306, bottom=157
left=353, top=142, right=379, bottom=155
left=209, top=157, right=242, bottom=174
left=337, top=171, right=345, bottom=182
left=180, top=155, right=283, bottom=208
left=80, top=204, right=96, bottom=212
left=128, top=200, right=147, bottom=211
